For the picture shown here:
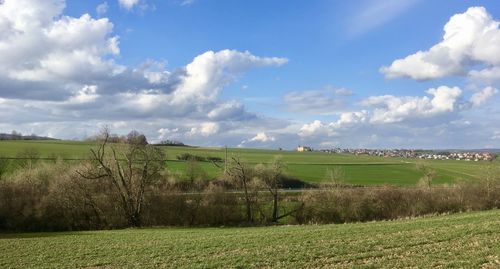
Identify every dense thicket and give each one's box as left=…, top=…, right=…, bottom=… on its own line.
left=0, top=153, right=498, bottom=231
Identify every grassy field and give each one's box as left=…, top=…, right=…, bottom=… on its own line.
left=0, top=140, right=494, bottom=185
left=0, top=210, right=498, bottom=268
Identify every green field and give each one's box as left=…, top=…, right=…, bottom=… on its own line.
left=0, top=210, right=498, bottom=268
left=0, top=140, right=494, bottom=185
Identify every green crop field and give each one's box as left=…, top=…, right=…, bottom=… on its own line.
left=0, top=140, right=494, bottom=185
left=0, top=210, right=498, bottom=268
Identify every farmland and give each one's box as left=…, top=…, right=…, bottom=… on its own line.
left=0, top=209, right=498, bottom=268
left=0, top=140, right=494, bottom=186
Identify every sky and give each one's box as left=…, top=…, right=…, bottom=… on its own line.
left=1, top=0, right=500, bottom=149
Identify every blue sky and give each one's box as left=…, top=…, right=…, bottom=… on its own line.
left=1, top=0, right=500, bottom=149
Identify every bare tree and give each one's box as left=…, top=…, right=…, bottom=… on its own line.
left=255, top=156, right=303, bottom=223
left=77, top=129, right=165, bottom=227
left=227, top=156, right=254, bottom=223
left=255, top=156, right=284, bottom=222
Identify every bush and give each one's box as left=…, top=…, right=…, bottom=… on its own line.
left=0, top=159, right=499, bottom=231
left=176, top=153, right=206, bottom=162
left=295, top=180, right=500, bottom=225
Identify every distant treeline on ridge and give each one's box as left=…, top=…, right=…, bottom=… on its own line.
left=0, top=131, right=57, bottom=141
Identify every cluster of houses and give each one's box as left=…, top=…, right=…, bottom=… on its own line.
left=418, top=152, right=495, bottom=161
left=296, top=146, right=497, bottom=161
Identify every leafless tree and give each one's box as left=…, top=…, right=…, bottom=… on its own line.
left=255, top=156, right=284, bottom=222
left=255, top=156, right=303, bottom=223
left=227, top=156, right=254, bottom=222
left=77, top=129, right=165, bottom=227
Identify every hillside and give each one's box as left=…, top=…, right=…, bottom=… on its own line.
left=0, top=210, right=498, bottom=268
left=0, top=140, right=494, bottom=186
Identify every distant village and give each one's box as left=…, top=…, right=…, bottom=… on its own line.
left=296, top=146, right=497, bottom=161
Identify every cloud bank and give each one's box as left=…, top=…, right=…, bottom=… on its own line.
left=0, top=0, right=288, bottom=144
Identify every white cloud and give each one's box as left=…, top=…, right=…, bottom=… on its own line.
left=292, top=84, right=500, bottom=148
left=298, top=111, right=368, bottom=139
left=0, top=0, right=123, bottom=100
left=335, top=111, right=368, bottom=126
left=297, top=86, right=464, bottom=140
left=238, top=131, right=278, bottom=147
left=299, top=120, right=337, bottom=137
left=250, top=132, right=275, bottom=142
left=68, top=85, right=100, bottom=104
left=171, top=50, right=287, bottom=106
left=157, top=127, right=179, bottom=140
left=118, top=0, right=140, bottom=10
left=207, top=100, right=254, bottom=120
left=362, top=86, right=462, bottom=123
left=299, top=120, right=324, bottom=137
left=0, top=0, right=289, bottom=144
left=188, top=122, right=220, bottom=137
left=469, top=66, right=500, bottom=84
left=96, top=2, right=109, bottom=16
left=470, top=87, right=498, bottom=107
left=381, top=6, right=500, bottom=80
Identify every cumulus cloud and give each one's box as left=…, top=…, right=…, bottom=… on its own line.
left=207, top=100, right=256, bottom=121
left=299, top=120, right=336, bottom=137
left=188, top=122, right=220, bottom=137
left=469, top=66, right=500, bottom=84
left=250, top=132, right=275, bottom=142
left=298, top=110, right=368, bottom=138
left=362, top=86, right=462, bottom=123
left=335, top=111, right=368, bottom=126
left=0, top=0, right=288, bottom=143
left=297, top=86, right=466, bottom=138
left=67, top=85, right=100, bottom=104
left=470, top=87, right=498, bottom=107
left=381, top=7, right=500, bottom=80
left=294, top=83, right=500, bottom=148
left=0, top=0, right=123, bottom=100
left=171, top=50, right=287, bottom=106
left=157, top=127, right=180, bottom=140
left=238, top=132, right=277, bottom=147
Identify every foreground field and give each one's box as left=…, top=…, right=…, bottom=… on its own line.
left=0, top=210, right=499, bottom=268
left=0, top=140, right=494, bottom=185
